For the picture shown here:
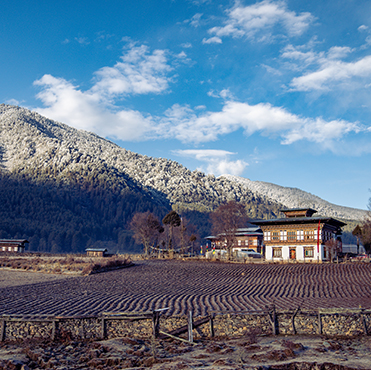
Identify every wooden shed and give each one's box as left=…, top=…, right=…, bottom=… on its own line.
left=86, top=248, right=108, bottom=257
left=0, top=239, right=28, bottom=253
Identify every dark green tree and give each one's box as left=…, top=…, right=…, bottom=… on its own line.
left=162, top=210, right=181, bottom=257
left=352, top=225, right=362, bottom=254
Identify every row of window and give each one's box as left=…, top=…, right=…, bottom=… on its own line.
left=264, top=230, right=333, bottom=242
left=1, top=246, right=22, bottom=252
left=237, top=239, right=258, bottom=246
left=272, top=247, right=314, bottom=258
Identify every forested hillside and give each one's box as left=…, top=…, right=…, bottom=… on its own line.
left=0, top=104, right=281, bottom=253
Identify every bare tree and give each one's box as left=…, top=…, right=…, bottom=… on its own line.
left=359, top=196, right=371, bottom=254
left=130, top=212, right=164, bottom=256
left=174, top=217, right=198, bottom=256
left=211, top=201, right=248, bottom=260
left=325, top=239, right=339, bottom=262
left=361, top=219, right=371, bottom=254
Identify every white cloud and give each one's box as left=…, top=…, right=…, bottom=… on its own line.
left=173, top=149, right=248, bottom=176
left=160, top=100, right=363, bottom=148
left=358, top=25, right=368, bottom=32
left=6, top=98, right=21, bottom=106
left=202, top=36, right=222, bottom=44
left=75, top=37, right=90, bottom=45
left=184, top=13, right=203, bottom=28
left=33, top=43, right=364, bottom=152
left=281, top=43, right=371, bottom=91
left=290, top=55, right=371, bottom=91
left=33, top=44, right=174, bottom=141
left=207, top=0, right=314, bottom=43
left=191, top=13, right=203, bottom=27
left=34, top=75, right=153, bottom=141
left=91, top=44, right=172, bottom=97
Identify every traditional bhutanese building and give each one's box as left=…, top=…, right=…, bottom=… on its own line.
left=85, top=248, right=108, bottom=257
left=205, top=226, right=264, bottom=254
left=0, top=239, right=28, bottom=253
left=251, top=208, right=346, bottom=262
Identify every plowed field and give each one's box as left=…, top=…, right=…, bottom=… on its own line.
left=1, top=260, right=371, bottom=316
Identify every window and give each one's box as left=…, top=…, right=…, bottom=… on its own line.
left=305, top=230, right=314, bottom=240
left=272, top=232, right=279, bottom=241
left=287, top=231, right=296, bottom=240
left=297, top=230, right=304, bottom=241
left=304, top=247, right=314, bottom=257
left=280, top=230, right=287, bottom=241
left=245, top=239, right=249, bottom=246
left=273, top=247, right=282, bottom=258
left=238, top=239, right=242, bottom=246
left=264, top=231, right=271, bottom=241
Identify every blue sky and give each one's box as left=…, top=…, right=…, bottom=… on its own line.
left=2, top=0, right=371, bottom=210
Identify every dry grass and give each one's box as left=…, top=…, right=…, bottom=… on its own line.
left=0, top=255, right=132, bottom=275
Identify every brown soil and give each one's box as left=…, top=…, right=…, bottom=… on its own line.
left=0, top=259, right=371, bottom=316
left=1, top=334, right=371, bottom=369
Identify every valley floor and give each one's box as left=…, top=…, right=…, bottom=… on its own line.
left=0, top=259, right=370, bottom=316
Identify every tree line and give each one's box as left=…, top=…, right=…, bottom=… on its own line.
left=130, top=201, right=247, bottom=258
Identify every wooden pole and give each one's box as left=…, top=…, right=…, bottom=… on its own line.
left=318, top=310, right=322, bottom=335
left=361, top=312, right=368, bottom=335
left=152, top=311, right=160, bottom=339
left=209, top=314, right=215, bottom=338
left=291, top=307, right=300, bottom=335
left=51, top=320, right=58, bottom=341
left=188, top=310, right=193, bottom=343
left=101, top=318, right=106, bottom=339
left=0, top=320, right=5, bottom=342
left=272, top=306, right=277, bottom=335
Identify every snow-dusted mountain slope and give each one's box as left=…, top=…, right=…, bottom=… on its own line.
left=0, top=104, right=365, bottom=221
left=222, top=175, right=367, bottom=221
left=0, top=104, right=279, bottom=217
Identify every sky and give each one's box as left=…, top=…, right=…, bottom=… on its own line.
left=2, top=0, right=371, bottom=210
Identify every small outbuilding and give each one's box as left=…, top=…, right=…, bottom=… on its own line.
left=0, top=239, right=28, bottom=253
left=86, top=248, right=108, bottom=257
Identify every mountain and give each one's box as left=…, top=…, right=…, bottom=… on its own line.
left=222, top=175, right=368, bottom=221
left=0, top=105, right=365, bottom=253
left=0, top=104, right=281, bottom=252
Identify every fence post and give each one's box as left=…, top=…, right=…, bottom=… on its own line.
left=272, top=306, right=278, bottom=335
left=152, top=311, right=160, bottom=339
left=188, top=310, right=193, bottom=343
left=361, top=311, right=368, bottom=335
left=291, top=307, right=300, bottom=335
left=51, top=320, right=58, bottom=341
left=318, top=310, right=322, bottom=335
left=101, top=317, right=106, bottom=339
left=209, top=314, right=215, bottom=338
left=0, top=320, right=5, bottom=342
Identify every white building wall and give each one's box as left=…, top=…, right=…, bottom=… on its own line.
left=265, top=243, right=325, bottom=261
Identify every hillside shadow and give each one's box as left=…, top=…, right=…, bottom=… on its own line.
left=0, top=171, right=172, bottom=253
